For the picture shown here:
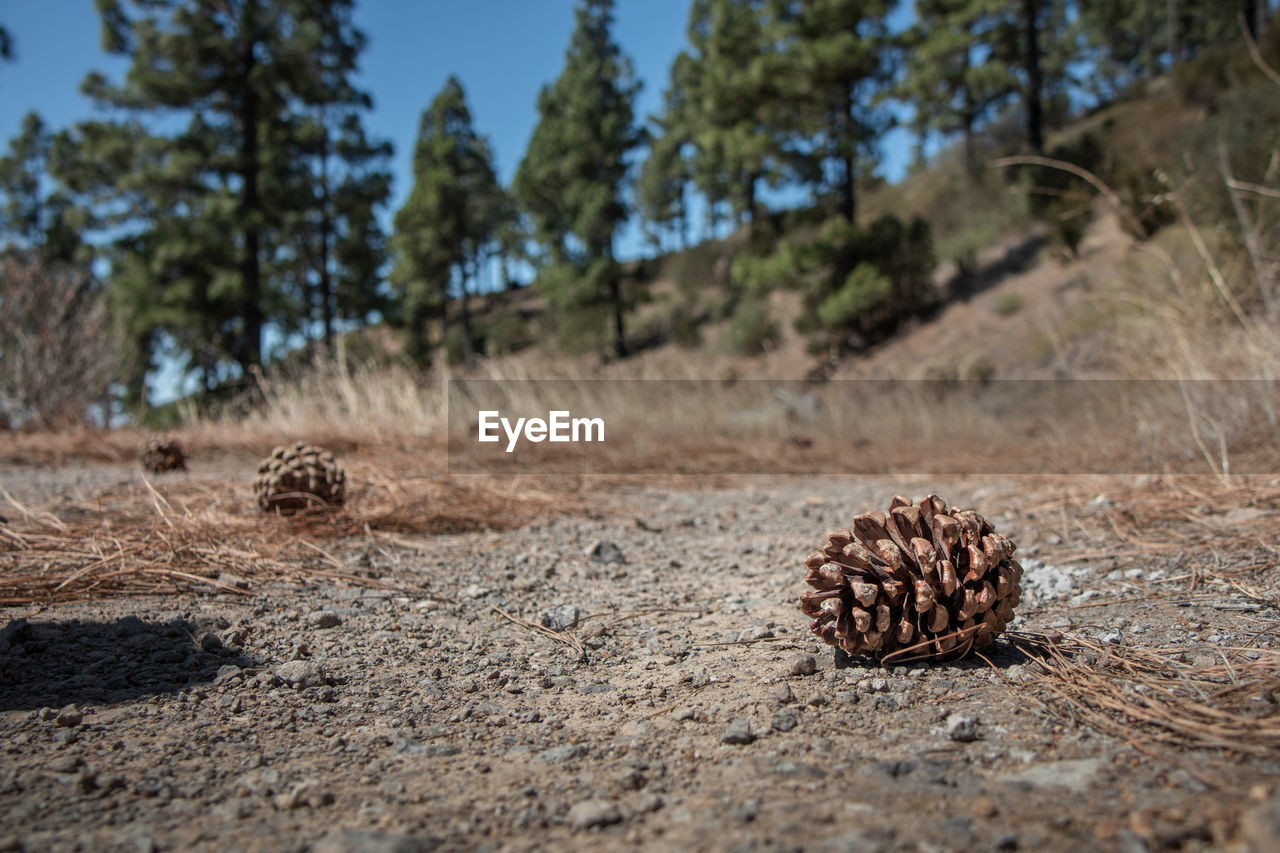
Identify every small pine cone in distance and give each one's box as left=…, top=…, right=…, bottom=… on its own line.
left=254, top=442, right=346, bottom=513
left=800, top=494, right=1022, bottom=663
left=142, top=439, right=187, bottom=473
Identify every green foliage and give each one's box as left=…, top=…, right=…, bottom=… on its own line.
left=731, top=239, right=814, bottom=295
left=0, top=112, right=88, bottom=267
left=671, top=308, right=703, bottom=348
left=513, top=0, right=641, bottom=357
left=485, top=313, right=533, bottom=356
left=68, top=0, right=389, bottom=401
left=732, top=213, right=935, bottom=346
left=768, top=0, right=894, bottom=221
left=725, top=295, right=779, bottom=355
left=817, top=263, right=893, bottom=328
left=392, top=76, right=506, bottom=365
left=1027, top=131, right=1106, bottom=254
left=670, top=238, right=732, bottom=296
left=991, top=292, right=1023, bottom=315
left=897, top=0, right=1020, bottom=173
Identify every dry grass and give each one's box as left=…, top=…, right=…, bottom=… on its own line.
left=996, top=474, right=1280, bottom=761
left=0, top=459, right=581, bottom=607
left=237, top=351, right=445, bottom=439
left=1013, top=631, right=1280, bottom=758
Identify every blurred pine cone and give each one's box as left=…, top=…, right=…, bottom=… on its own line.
left=141, top=439, right=187, bottom=473
left=254, top=442, right=345, bottom=513
left=801, top=494, right=1022, bottom=662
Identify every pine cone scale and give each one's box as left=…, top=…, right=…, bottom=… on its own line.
left=800, top=494, right=1023, bottom=662
left=254, top=442, right=346, bottom=514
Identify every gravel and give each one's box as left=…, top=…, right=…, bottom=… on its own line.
left=0, top=473, right=1274, bottom=851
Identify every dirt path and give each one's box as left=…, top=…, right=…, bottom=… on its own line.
left=2, top=471, right=1279, bottom=852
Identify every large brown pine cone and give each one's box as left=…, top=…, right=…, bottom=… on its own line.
left=254, top=443, right=346, bottom=513
left=801, top=494, right=1022, bottom=662
left=141, top=439, right=187, bottom=473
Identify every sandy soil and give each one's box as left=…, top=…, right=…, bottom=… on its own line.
left=3, top=457, right=1280, bottom=852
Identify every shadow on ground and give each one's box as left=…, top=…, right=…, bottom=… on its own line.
left=831, top=635, right=1040, bottom=671
left=0, top=615, right=258, bottom=711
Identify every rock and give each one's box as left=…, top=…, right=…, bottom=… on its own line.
left=772, top=684, right=795, bottom=704
left=533, top=744, right=587, bottom=764
left=1243, top=792, right=1280, bottom=853
left=817, top=827, right=895, bottom=853
left=308, top=610, right=342, bottom=629
left=787, top=654, right=816, bottom=677
left=539, top=605, right=580, bottom=632
left=1099, top=629, right=1123, bottom=645
left=55, top=704, right=83, bottom=728
left=971, top=796, right=999, bottom=818
left=216, top=572, right=250, bottom=590
left=1000, top=758, right=1104, bottom=794
left=312, top=830, right=433, bottom=853
left=722, top=716, right=755, bottom=745
left=771, top=708, right=799, bottom=733
left=213, top=664, right=243, bottom=686
left=616, top=769, right=646, bottom=791
left=587, top=540, right=626, bottom=564
left=945, top=713, right=979, bottom=742
left=568, top=798, right=623, bottom=830
left=275, top=660, right=326, bottom=689
left=275, top=779, right=334, bottom=810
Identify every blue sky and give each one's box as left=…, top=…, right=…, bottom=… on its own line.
left=0, top=0, right=915, bottom=262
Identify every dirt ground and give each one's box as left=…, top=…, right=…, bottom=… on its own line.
left=3, top=457, right=1280, bottom=852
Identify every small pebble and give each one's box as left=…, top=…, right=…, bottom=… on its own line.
left=308, top=611, right=342, bottom=629
left=55, top=704, right=83, bottom=728
left=722, top=716, right=755, bottom=745
left=946, top=713, right=980, bottom=742
left=586, top=541, right=626, bottom=564
left=568, top=799, right=623, bottom=830
left=787, top=654, right=816, bottom=677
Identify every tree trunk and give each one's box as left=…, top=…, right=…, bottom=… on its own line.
left=1022, top=0, right=1045, bottom=153
left=1244, top=0, right=1261, bottom=38
left=238, top=8, right=263, bottom=369
left=961, top=50, right=978, bottom=177
left=1141, top=0, right=1155, bottom=78
left=838, top=87, right=857, bottom=222
left=318, top=117, right=334, bottom=354
left=1167, top=0, right=1179, bottom=67
left=457, top=264, right=475, bottom=365
left=962, top=112, right=977, bottom=177
left=609, top=270, right=628, bottom=359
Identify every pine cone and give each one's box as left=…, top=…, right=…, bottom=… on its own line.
left=254, top=442, right=346, bottom=513
left=801, top=494, right=1022, bottom=662
left=141, top=439, right=187, bottom=473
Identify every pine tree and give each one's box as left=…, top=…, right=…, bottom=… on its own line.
left=898, top=0, right=1019, bottom=174
left=636, top=60, right=695, bottom=251
left=681, top=0, right=781, bottom=230
left=768, top=0, right=895, bottom=222
left=1073, top=0, right=1161, bottom=96
left=0, top=112, right=85, bottom=264
left=284, top=1, right=392, bottom=352
left=513, top=0, right=641, bottom=358
left=392, top=76, right=505, bottom=364
left=75, top=0, right=386, bottom=398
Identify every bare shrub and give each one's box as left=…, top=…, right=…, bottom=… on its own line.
left=0, top=253, right=121, bottom=429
